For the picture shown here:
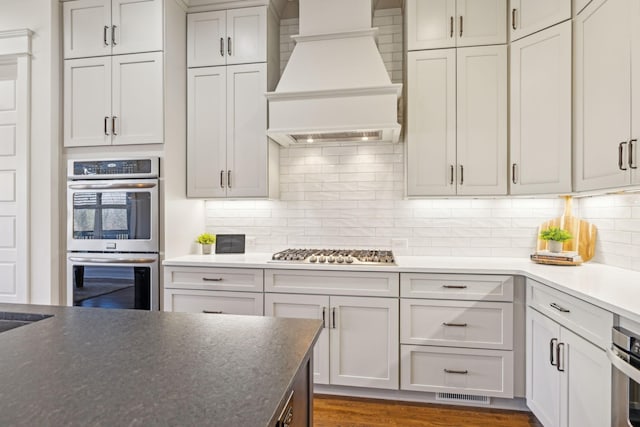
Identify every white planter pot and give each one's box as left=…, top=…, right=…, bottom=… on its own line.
left=547, top=240, right=563, bottom=253
left=201, top=244, right=212, bottom=255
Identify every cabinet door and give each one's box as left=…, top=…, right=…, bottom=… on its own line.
left=187, top=66, right=227, bottom=198
left=632, top=1, right=640, bottom=185
left=510, top=21, right=572, bottom=195
left=226, top=63, right=268, bottom=198
left=407, top=49, right=457, bottom=196
left=111, top=0, right=163, bottom=55
left=64, top=56, right=112, bottom=147
left=526, top=308, right=561, bottom=427
left=63, top=0, right=111, bottom=59
left=111, top=52, right=163, bottom=145
left=406, top=0, right=456, bottom=50
left=164, top=289, right=263, bottom=315
left=456, top=45, right=507, bottom=196
left=264, top=293, right=330, bottom=385
left=456, top=0, right=507, bottom=47
left=329, top=296, right=399, bottom=390
left=187, top=11, right=227, bottom=68
left=560, top=328, right=611, bottom=427
left=510, top=0, right=571, bottom=41
left=574, top=0, right=631, bottom=191
left=226, top=7, right=267, bottom=65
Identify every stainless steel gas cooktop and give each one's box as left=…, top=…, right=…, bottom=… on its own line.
left=271, top=249, right=395, bottom=265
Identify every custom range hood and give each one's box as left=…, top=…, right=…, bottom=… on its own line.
left=266, top=0, right=402, bottom=146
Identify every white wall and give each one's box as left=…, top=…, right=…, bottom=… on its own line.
left=0, top=0, right=60, bottom=304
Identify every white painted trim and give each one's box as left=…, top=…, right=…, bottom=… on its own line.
left=0, top=29, right=33, bottom=58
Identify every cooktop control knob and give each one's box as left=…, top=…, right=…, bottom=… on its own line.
left=328, top=256, right=335, bottom=263
left=319, top=256, right=326, bottom=263
left=346, top=257, right=354, bottom=263
left=337, top=257, right=344, bottom=263
left=309, top=256, right=317, bottom=263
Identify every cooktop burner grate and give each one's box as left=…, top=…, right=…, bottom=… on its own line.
left=271, top=249, right=395, bottom=265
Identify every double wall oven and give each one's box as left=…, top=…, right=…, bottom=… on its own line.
left=66, top=158, right=159, bottom=310
left=611, top=325, right=640, bottom=426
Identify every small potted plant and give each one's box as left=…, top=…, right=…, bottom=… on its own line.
left=539, top=226, right=573, bottom=253
left=196, top=233, right=216, bottom=255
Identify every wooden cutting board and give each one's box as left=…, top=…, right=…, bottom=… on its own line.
left=536, top=196, right=597, bottom=262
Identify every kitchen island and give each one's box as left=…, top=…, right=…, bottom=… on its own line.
left=0, top=303, right=322, bottom=426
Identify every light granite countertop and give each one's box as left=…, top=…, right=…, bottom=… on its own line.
left=164, top=254, right=640, bottom=324
left=0, top=303, right=321, bottom=426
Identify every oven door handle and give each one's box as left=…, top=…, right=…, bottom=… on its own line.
left=608, top=347, right=640, bottom=384
left=68, top=257, right=157, bottom=264
left=68, top=183, right=157, bottom=190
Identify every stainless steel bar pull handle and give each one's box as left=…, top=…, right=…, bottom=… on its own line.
left=450, top=16, right=454, bottom=38
left=332, top=307, right=336, bottom=329
left=630, top=139, right=638, bottom=169
left=112, top=116, right=117, bottom=136
left=442, top=284, right=467, bottom=289
left=111, top=25, right=117, bottom=46
left=220, top=38, right=225, bottom=57
left=459, top=16, right=463, bottom=37
left=450, top=165, right=454, bottom=185
left=512, top=163, right=517, bottom=184
left=202, top=310, right=223, bottom=314
left=550, top=302, right=570, bottom=313
left=443, top=322, right=467, bottom=327
left=512, top=9, right=517, bottom=30
left=202, top=277, right=223, bottom=282
left=444, top=369, right=468, bottom=375
left=104, top=116, right=110, bottom=136
left=619, top=141, right=628, bottom=171
left=227, top=37, right=232, bottom=55
left=220, top=170, right=225, bottom=188
left=550, top=338, right=558, bottom=366
left=322, top=307, right=327, bottom=328
left=227, top=170, right=231, bottom=189
left=459, top=165, right=464, bottom=185
left=556, top=342, right=565, bottom=372
left=104, top=26, right=110, bottom=46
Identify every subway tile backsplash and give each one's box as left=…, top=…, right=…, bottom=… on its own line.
left=205, top=8, right=640, bottom=273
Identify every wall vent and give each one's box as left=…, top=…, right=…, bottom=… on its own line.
left=435, top=393, right=491, bottom=405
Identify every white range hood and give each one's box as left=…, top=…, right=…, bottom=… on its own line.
left=266, top=0, right=402, bottom=146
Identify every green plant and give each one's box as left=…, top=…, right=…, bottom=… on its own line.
left=195, top=232, right=216, bottom=245
left=539, top=227, right=573, bottom=242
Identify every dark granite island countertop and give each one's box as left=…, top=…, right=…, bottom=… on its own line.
left=0, top=303, right=322, bottom=426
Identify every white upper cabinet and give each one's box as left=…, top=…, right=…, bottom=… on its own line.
left=63, top=0, right=162, bottom=59
left=510, top=0, right=571, bottom=42
left=187, top=63, right=269, bottom=198
left=407, top=45, right=507, bottom=196
left=574, top=0, right=637, bottom=191
left=187, top=7, right=267, bottom=68
left=406, top=0, right=506, bottom=51
left=64, top=52, right=163, bottom=147
left=632, top=0, right=640, bottom=185
left=510, top=21, right=572, bottom=195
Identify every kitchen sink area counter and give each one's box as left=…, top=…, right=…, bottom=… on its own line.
left=0, top=303, right=321, bottom=426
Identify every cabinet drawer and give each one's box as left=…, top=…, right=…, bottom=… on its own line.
left=164, top=267, right=263, bottom=292
left=401, top=274, right=514, bottom=301
left=163, top=289, right=264, bottom=315
left=265, top=270, right=399, bottom=297
left=527, top=279, right=612, bottom=349
left=401, top=299, right=513, bottom=350
left=401, top=345, right=514, bottom=398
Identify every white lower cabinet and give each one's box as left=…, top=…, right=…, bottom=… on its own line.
left=401, top=345, right=514, bottom=398
left=164, top=289, right=263, bottom=315
left=526, top=307, right=611, bottom=427
left=265, top=293, right=399, bottom=390
left=163, top=266, right=264, bottom=316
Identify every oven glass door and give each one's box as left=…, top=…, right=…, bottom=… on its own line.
left=67, top=254, right=158, bottom=310
left=67, top=179, right=158, bottom=253
left=629, top=354, right=640, bottom=426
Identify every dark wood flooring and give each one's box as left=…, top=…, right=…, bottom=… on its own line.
left=313, top=395, right=543, bottom=427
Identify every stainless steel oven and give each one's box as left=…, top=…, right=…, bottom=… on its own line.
left=67, top=253, right=159, bottom=310
left=66, top=158, right=159, bottom=310
left=67, top=159, right=159, bottom=253
left=610, top=326, right=640, bottom=426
